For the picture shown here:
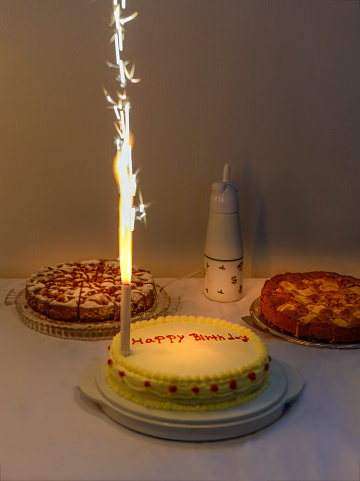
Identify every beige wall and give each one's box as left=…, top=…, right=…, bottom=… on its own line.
left=0, top=0, right=359, bottom=279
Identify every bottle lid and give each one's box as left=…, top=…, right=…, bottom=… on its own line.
left=209, top=164, right=239, bottom=214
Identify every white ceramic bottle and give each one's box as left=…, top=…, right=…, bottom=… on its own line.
left=204, top=164, right=244, bottom=302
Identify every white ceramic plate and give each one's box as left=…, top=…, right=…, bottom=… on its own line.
left=78, top=359, right=304, bottom=441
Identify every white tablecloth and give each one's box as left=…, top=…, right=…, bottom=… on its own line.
left=0, top=278, right=359, bottom=481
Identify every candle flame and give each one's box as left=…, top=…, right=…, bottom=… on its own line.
left=114, top=135, right=136, bottom=285
left=106, top=0, right=146, bottom=286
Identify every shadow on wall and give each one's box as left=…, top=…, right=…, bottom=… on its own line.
left=239, top=155, right=271, bottom=278
left=252, top=201, right=271, bottom=277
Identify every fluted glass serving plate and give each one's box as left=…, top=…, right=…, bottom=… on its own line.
left=13, top=286, right=180, bottom=340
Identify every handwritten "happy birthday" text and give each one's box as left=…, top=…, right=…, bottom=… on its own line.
left=131, top=332, right=249, bottom=345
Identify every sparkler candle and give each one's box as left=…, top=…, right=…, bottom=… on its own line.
left=114, top=138, right=135, bottom=356
left=107, top=0, right=144, bottom=356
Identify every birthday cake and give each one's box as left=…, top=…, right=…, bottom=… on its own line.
left=25, top=259, right=157, bottom=323
left=106, top=315, right=271, bottom=411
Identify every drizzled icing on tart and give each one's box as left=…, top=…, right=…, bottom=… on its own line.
left=25, top=259, right=156, bottom=322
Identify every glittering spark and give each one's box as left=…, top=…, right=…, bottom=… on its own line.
left=106, top=0, right=147, bottom=226
left=135, top=190, right=151, bottom=225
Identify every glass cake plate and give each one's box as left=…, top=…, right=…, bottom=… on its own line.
left=247, top=298, right=360, bottom=349
left=12, top=286, right=180, bottom=340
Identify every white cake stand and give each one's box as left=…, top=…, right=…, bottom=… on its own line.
left=78, top=359, right=304, bottom=441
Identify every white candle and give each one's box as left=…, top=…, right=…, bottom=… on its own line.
left=120, top=283, right=132, bottom=355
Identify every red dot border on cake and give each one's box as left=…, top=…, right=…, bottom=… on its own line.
left=108, top=353, right=272, bottom=396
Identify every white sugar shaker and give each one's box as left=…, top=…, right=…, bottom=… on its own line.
left=204, top=163, right=244, bottom=302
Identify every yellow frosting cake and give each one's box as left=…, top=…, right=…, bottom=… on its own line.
left=106, top=315, right=271, bottom=411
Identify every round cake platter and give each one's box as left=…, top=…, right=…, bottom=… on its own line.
left=12, top=286, right=180, bottom=340
left=248, top=298, right=360, bottom=350
left=78, top=359, right=304, bottom=441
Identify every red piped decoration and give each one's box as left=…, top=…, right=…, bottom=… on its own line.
left=210, top=384, right=218, bottom=392
left=144, top=381, right=151, bottom=387
left=264, top=363, right=270, bottom=371
left=248, top=372, right=256, bottom=381
left=119, top=371, right=125, bottom=377
left=108, top=346, right=110, bottom=350
left=169, top=385, right=177, bottom=393
left=192, top=386, right=200, bottom=394
left=268, top=355, right=272, bottom=362
left=229, top=379, right=237, bottom=390
left=107, top=359, right=113, bottom=365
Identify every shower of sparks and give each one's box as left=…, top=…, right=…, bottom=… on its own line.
left=105, top=0, right=146, bottom=228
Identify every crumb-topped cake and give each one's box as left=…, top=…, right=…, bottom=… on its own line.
left=25, top=259, right=157, bottom=323
left=106, top=315, right=271, bottom=411
left=259, top=271, right=360, bottom=343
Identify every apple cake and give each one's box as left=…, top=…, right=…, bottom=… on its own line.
left=259, top=271, right=360, bottom=343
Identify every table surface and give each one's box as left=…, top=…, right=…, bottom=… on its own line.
left=1, top=277, right=359, bottom=481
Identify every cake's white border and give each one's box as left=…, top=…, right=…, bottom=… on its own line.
left=78, top=359, right=304, bottom=441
